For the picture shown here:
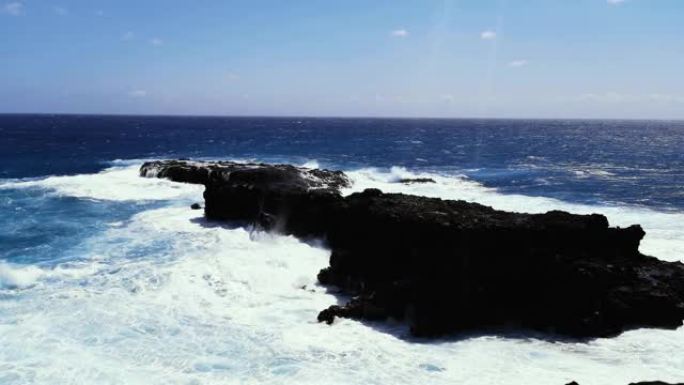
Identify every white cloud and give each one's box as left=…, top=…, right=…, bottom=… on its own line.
left=128, top=90, right=147, bottom=98
left=149, top=38, right=164, bottom=46
left=480, top=30, right=497, bottom=40
left=508, top=59, right=529, bottom=67
left=2, top=2, right=23, bottom=15
left=607, top=0, right=626, bottom=5
left=391, top=29, right=409, bottom=38
left=54, top=6, right=68, bottom=15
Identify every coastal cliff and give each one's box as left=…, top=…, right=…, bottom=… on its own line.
left=141, top=160, right=684, bottom=339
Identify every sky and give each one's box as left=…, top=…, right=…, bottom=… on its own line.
left=1, top=0, right=683, bottom=119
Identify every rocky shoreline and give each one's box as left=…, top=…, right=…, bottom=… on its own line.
left=141, top=160, right=684, bottom=340
left=572, top=382, right=683, bottom=385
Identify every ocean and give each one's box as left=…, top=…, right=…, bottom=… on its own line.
left=0, top=114, right=683, bottom=384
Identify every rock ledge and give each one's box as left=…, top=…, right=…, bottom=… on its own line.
left=141, top=160, right=684, bottom=339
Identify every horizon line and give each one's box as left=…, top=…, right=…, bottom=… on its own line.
left=1, top=111, right=683, bottom=123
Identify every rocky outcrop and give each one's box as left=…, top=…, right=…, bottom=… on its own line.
left=141, top=160, right=684, bottom=339
left=568, top=382, right=684, bottom=385
left=316, top=190, right=684, bottom=338
left=628, top=382, right=684, bottom=385
left=140, top=159, right=350, bottom=190
left=141, top=159, right=350, bottom=237
left=398, top=177, right=436, bottom=184
left=630, top=382, right=684, bottom=385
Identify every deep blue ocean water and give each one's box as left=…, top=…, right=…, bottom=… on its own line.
left=2, top=114, right=682, bottom=210
left=0, top=114, right=683, bottom=385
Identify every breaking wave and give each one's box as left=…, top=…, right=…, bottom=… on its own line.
left=0, top=161, right=682, bottom=385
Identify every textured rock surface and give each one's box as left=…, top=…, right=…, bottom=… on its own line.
left=142, top=160, right=684, bottom=339
left=142, top=159, right=350, bottom=238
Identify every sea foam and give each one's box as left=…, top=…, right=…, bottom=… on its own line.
left=0, top=164, right=204, bottom=202
left=0, top=262, right=44, bottom=289
left=0, top=162, right=683, bottom=385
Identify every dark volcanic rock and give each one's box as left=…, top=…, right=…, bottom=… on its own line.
left=142, top=160, right=684, bottom=339
left=629, top=383, right=684, bottom=385
left=141, top=159, right=350, bottom=236
left=629, top=382, right=684, bottom=385
left=190, top=203, right=202, bottom=210
left=318, top=190, right=684, bottom=338
left=140, top=160, right=350, bottom=190
left=569, top=382, right=684, bottom=385
left=398, top=177, right=436, bottom=184
left=141, top=160, right=214, bottom=185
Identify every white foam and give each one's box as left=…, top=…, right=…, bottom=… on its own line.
left=573, top=168, right=615, bottom=178
left=0, top=207, right=339, bottom=384
left=0, top=262, right=45, bottom=289
left=0, top=165, right=204, bottom=202
left=0, top=260, right=109, bottom=290
left=300, top=159, right=321, bottom=169
left=0, top=162, right=683, bottom=384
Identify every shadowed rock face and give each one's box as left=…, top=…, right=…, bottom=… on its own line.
left=141, top=160, right=684, bottom=339
left=317, top=190, right=684, bottom=338
left=141, top=160, right=350, bottom=237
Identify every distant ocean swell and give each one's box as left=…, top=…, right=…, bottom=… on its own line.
left=0, top=159, right=683, bottom=385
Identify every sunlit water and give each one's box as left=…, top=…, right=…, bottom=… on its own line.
left=1, top=116, right=683, bottom=384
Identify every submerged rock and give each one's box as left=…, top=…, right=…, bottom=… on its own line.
left=398, top=177, right=436, bottom=184
left=629, top=382, right=684, bottom=385
left=142, top=160, right=684, bottom=339
left=568, top=382, right=684, bottom=385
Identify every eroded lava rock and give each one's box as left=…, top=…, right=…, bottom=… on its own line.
left=141, top=160, right=684, bottom=339
left=398, top=177, right=436, bottom=184
left=568, top=382, right=684, bottom=385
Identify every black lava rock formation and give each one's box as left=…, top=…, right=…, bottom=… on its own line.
left=398, top=177, right=436, bottom=184
left=141, top=160, right=684, bottom=339
left=629, top=382, right=684, bottom=385
left=568, top=382, right=684, bottom=385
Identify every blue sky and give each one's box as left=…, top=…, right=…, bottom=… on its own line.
left=1, top=0, right=683, bottom=119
